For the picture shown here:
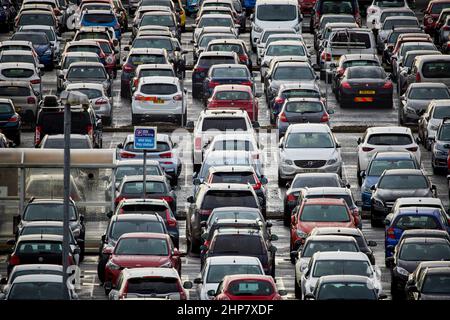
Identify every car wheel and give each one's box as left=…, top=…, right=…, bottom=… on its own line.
left=104, top=117, right=112, bottom=126
left=131, top=114, right=138, bottom=125
left=283, top=210, right=290, bottom=227
left=120, top=83, right=129, bottom=99
left=278, top=174, right=286, bottom=188
left=357, top=165, right=362, bottom=186
left=270, top=259, right=276, bottom=278
left=13, top=133, right=21, bottom=146
left=294, top=275, right=301, bottom=299
left=190, top=237, right=200, bottom=254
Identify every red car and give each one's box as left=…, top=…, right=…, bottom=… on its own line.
left=207, top=84, right=259, bottom=121
left=211, top=275, right=286, bottom=300
left=290, top=198, right=357, bottom=251
left=95, top=39, right=117, bottom=79
left=424, top=0, right=450, bottom=34
left=104, top=232, right=183, bottom=291
left=298, top=0, right=316, bottom=13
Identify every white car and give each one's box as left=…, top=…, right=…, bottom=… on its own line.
left=194, top=14, right=239, bottom=44
left=0, top=50, right=43, bottom=71
left=356, top=126, right=421, bottom=185
left=278, top=123, right=342, bottom=185
left=203, top=133, right=262, bottom=162
left=187, top=109, right=257, bottom=171
left=256, top=28, right=298, bottom=63
left=131, top=76, right=187, bottom=126
left=65, top=83, right=113, bottom=126
left=0, top=40, right=35, bottom=55
left=195, top=256, right=264, bottom=300
left=0, top=62, right=42, bottom=97
left=366, top=0, right=410, bottom=29
left=391, top=197, right=448, bottom=218
left=300, top=251, right=382, bottom=299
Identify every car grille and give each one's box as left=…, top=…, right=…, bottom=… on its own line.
left=294, top=160, right=326, bottom=168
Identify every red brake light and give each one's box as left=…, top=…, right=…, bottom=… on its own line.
left=443, top=25, right=450, bottom=31
left=35, top=125, right=42, bottom=146
left=27, top=97, right=36, bottom=104
left=159, top=152, right=172, bottom=158
left=114, top=196, right=125, bottom=206
left=406, top=147, right=418, bottom=152
left=194, top=137, right=202, bottom=150
left=9, top=114, right=19, bottom=122
left=416, top=73, right=421, bottom=82
left=86, top=124, right=93, bottom=138
left=320, top=112, right=329, bottom=122
left=387, top=227, right=395, bottom=239
left=286, top=194, right=296, bottom=201
left=279, top=112, right=288, bottom=122
left=167, top=218, right=177, bottom=227
left=160, top=196, right=173, bottom=203
left=194, top=67, right=207, bottom=73
left=337, top=68, right=344, bottom=76
left=173, top=94, right=183, bottom=101
left=241, top=81, right=253, bottom=87
left=133, top=78, right=139, bottom=88
left=134, top=94, right=145, bottom=101
left=362, top=147, right=374, bottom=152
left=199, top=209, right=212, bottom=216
left=274, top=97, right=285, bottom=105
left=9, top=255, right=20, bottom=266
left=30, top=79, right=40, bottom=84
left=208, top=81, right=219, bottom=88
left=341, top=82, right=351, bottom=89
left=119, top=151, right=136, bottom=158
left=383, top=81, right=393, bottom=89
left=239, top=54, right=248, bottom=62
left=321, top=52, right=331, bottom=61
left=95, top=98, right=108, bottom=105
left=123, top=63, right=133, bottom=73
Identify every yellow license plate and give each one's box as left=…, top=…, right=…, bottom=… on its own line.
left=359, top=90, right=375, bottom=94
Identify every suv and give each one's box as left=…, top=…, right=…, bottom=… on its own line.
left=311, top=0, right=361, bottom=30
left=34, top=95, right=103, bottom=148
left=204, top=228, right=277, bottom=276
left=186, top=183, right=260, bottom=253
left=187, top=109, right=257, bottom=171
left=406, top=54, right=450, bottom=89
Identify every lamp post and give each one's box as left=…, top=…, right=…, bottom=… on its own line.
left=60, top=90, right=89, bottom=300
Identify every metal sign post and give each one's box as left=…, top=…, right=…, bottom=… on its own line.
left=133, top=127, right=157, bottom=200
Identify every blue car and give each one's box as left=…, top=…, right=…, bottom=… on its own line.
left=80, top=10, right=121, bottom=40
left=11, top=31, right=54, bottom=69
left=360, top=151, right=420, bottom=211
left=185, top=0, right=199, bottom=16
left=0, top=98, right=21, bottom=145
left=243, top=0, right=257, bottom=14
left=384, top=207, right=450, bottom=258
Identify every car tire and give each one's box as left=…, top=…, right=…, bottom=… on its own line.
left=13, top=133, right=21, bottom=146
left=294, top=275, right=301, bottom=299
left=357, top=164, right=362, bottom=186
left=190, top=237, right=200, bottom=254
left=131, top=114, right=138, bottom=126
left=278, top=175, right=286, bottom=188
left=104, top=117, right=112, bottom=126
left=270, top=259, right=276, bottom=278
left=283, top=210, right=290, bottom=227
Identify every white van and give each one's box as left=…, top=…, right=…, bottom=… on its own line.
left=250, top=0, right=302, bottom=51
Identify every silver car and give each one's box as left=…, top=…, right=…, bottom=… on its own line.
left=0, top=62, right=42, bottom=97
left=62, top=61, right=112, bottom=96
left=0, top=81, right=39, bottom=122
left=56, top=52, right=101, bottom=92
left=278, top=123, right=342, bottom=185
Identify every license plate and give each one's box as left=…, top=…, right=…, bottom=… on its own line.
left=354, top=97, right=373, bottom=102
left=141, top=96, right=165, bottom=103
left=359, top=90, right=375, bottom=94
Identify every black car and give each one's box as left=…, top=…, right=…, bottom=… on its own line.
left=398, top=229, right=450, bottom=244
left=431, top=117, right=450, bottom=174
left=283, top=173, right=347, bottom=226
left=310, top=0, right=361, bottom=31
left=370, top=169, right=436, bottom=227
left=387, top=237, right=450, bottom=299
left=405, top=260, right=450, bottom=298
left=34, top=95, right=103, bottom=148
left=0, top=98, right=21, bottom=145
left=336, top=66, right=393, bottom=108
left=203, top=228, right=277, bottom=277
left=406, top=266, right=450, bottom=300
left=0, top=0, right=16, bottom=31
left=97, top=213, right=169, bottom=283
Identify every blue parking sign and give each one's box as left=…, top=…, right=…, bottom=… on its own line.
left=133, top=126, right=157, bottom=150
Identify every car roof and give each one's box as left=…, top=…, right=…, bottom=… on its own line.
left=306, top=235, right=357, bottom=243
left=402, top=237, right=450, bottom=244
left=117, top=159, right=160, bottom=166
left=121, top=267, right=180, bottom=279
left=267, top=40, right=305, bottom=46
left=366, top=126, right=411, bottom=134
left=223, top=274, right=274, bottom=283
left=64, top=52, right=99, bottom=57
left=112, top=213, right=162, bottom=221
left=432, top=99, right=450, bottom=106
left=294, top=172, right=339, bottom=179
left=396, top=207, right=442, bottom=215
left=303, top=198, right=347, bottom=205
left=310, top=227, right=363, bottom=236
left=318, top=274, right=373, bottom=284
left=211, top=207, right=261, bottom=213
left=0, top=80, right=31, bottom=87
left=199, top=51, right=237, bottom=58
left=129, top=48, right=166, bottom=55
left=341, top=53, right=379, bottom=61
left=121, top=175, right=167, bottom=183
left=213, top=228, right=263, bottom=236
left=118, top=232, right=169, bottom=240
left=12, top=274, right=63, bottom=284
left=203, top=183, right=255, bottom=191
left=424, top=267, right=450, bottom=275
left=276, top=61, right=311, bottom=67
left=67, top=61, right=104, bottom=68
left=279, top=82, right=320, bottom=90
left=0, top=62, right=36, bottom=69
left=210, top=63, right=248, bottom=70
left=415, top=55, right=450, bottom=63
left=313, top=251, right=368, bottom=260
left=304, top=187, right=351, bottom=196
left=139, top=76, right=179, bottom=85
left=208, top=39, right=245, bottom=45
left=43, top=134, right=89, bottom=140
left=409, top=82, right=450, bottom=89
left=402, top=229, right=449, bottom=237
left=286, top=97, right=323, bottom=103
left=384, top=15, right=418, bottom=21
left=372, top=151, right=415, bottom=159
left=202, top=109, right=247, bottom=116
left=17, top=234, right=63, bottom=242
left=213, top=84, right=253, bottom=92
left=207, top=255, right=262, bottom=265
left=10, top=264, right=63, bottom=272
left=0, top=50, right=33, bottom=56
left=288, top=123, right=331, bottom=133
left=395, top=197, right=444, bottom=206
left=22, top=221, right=64, bottom=227
left=66, top=82, right=104, bottom=90
left=200, top=13, right=234, bottom=18
left=125, top=133, right=170, bottom=143
left=382, top=168, right=424, bottom=175
left=120, top=198, right=169, bottom=207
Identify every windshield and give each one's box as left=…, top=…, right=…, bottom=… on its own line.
left=394, top=215, right=440, bottom=230
left=67, top=66, right=106, bottom=79
left=23, top=204, right=77, bottom=221
left=116, top=166, right=161, bottom=182
left=211, top=139, right=254, bottom=152
left=266, top=45, right=305, bottom=56
left=431, top=2, right=450, bottom=14
left=140, top=69, right=175, bottom=78
left=201, top=118, right=247, bottom=131
left=400, top=242, right=450, bottom=261
left=109, top=220, right=164, bottom=240
left=8, top=282, right=64, bottom=300
left=211, top=235, right=263, bottom=254
left=285, top=132, right=334, bottom=148
left=63, top=56, right=99, bottom=69
left=283, top=89, right=320, bottom=99
left=228, top=280, right=274, bottom=296
left=409, top=87, right=450, bottom=99
left=209, top=44, right=243, bottom=54
left=300, top=204, right=350, bottom=222
left=273, top=66, right=314, bottom=81
left=367, top=159, right=417, bottom=176
left=43, top=137, right=90, bottom=149
left=133, top=38, right=173, bottom=50
left=115, top=237, right=168, bottom=255
left=438, top=125, right=450, bottom=140
left=129, top=54, right=166, bottom=65
left=206, top=264, right=262, bottom=283
left=12, top=33, right=48, bottom=45
left=378, top=174, right=428, bottom=189
left=122, top=181, right=167, bottom=194
left=367, top=133, right=412, bottom=145
left=201, top=191, right=257, bottom=209
left=292, top=176, right=340, bottom=188
left=257, top=4, right=297, bottom=21
left=285, top=101, right=324, bottom=113
left=318, top=282, right=376, bottom=300
left=141, top=84, right=178, bottom=95
left=208, top=211, right=260, bottom=226
left=82, top=13, right=116, bottom=24
left=375, top=0, right=405, bottom=7
left=313, top=260, right=373, bottom=277
left=422, top=274, right=450, bottom=294
left=303, top=241, right=358, bottom=257
left=141, top=15, right=174, bottom=27
left=126, top=278, right=179, bottom=295
left=422, top=61, right=450, bottom=78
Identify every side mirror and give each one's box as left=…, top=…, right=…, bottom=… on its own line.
left=407, top=285, right=418, bottom=293
left=357, top=137, right=362, bottom=144
left=270, top=234, right=279, bottom=241
left=193, top=178, right=201, bottom=185
left=360, top=170, right=366, bottom=178
left=200, top=221, right=207, bottom=228
left=370, top=185, right=376, bottom=191
left=368, top=240, right=377, bottom=247
left=378, top=293, right=388, bottom=300
left=183, top=281, right=193, bottom=289
left=260, top=176, right=268, bottom=185
left=290, top=250, right=298, bottom=260
left=186, top=121, right=194, bottom=130
left=116, top=143, right=123, bottom=149
left=384, top=219, right=391, bottom=226
left=101, top=234, right=106, bottom=243
left=106, top=211, right=113, bottom=218
left=194, top=278, right=202, bottom=284
left=328, top=108, right=335, bottom=114
left=312, top=64, right=320, bottom=71
left=6, top=239, right=15, bottom=246
left=201, top=233, right=209, bottom=240
left=207, top=290, right=216, bottom=297
left=304, top=293, right=315, bottom=300
left=0, top=277, right=7, bottom=285
left=252, top=121, right=260, bottom=128
left=187, top=196, right=194, bottom=203
left=278, top=289, right=288, bottom=296
left=266, top=221, right=272, bottom=228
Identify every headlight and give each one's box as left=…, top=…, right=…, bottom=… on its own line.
left=327, top=158, right=338, bottom=165
left=106, top=260, right=121, bottom=270
left=284, top=159, right=293, bottom=165
left=296, top=230, right=308, bottom=238
left=395, top=266, right=409, bottom=277
left=253, top=24, right=263, bottom=33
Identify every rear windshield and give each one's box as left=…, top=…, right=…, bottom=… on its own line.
left=367, top=133, right=412, bottom=145
left=381, top=10, right=415, bottom=22
left=303, top=240, right=359, bottom=257
left=313, top=260, right=372, bottom=277
left=393, top=215, right=440, bottom=230
left=139, top=69, right=175, bottom=78
left=0, top=102, right=14, bottom=114
left=383, top=19, right=418, bottom=29
left=141, top=84, right=178, bottom=95
left=0, top=54, right=35, bottom=65
left=141, top=15, right=174, bottom=27
left=201, top=191, right=257, bottom=209
left=375, top=0, right=405, bottom=7
left=12, top=33, right=49, bottom=45
left=201, top=117, right=247, bottom=131
left=67, top=45, right=100, bottom=54
left=9, top=282, right=63, bottom=300
left=300, top=204, right=350, bottom=222
left=378, top=174, right=428, bottom=189
left=1, top=68, right=34, bottom=78
left=292, top=176, right=340, bottom=188
left=256, top=4, right=297, bottom=21
left=23, top=203, right=77, bottom=221
left=199, top=17, right=233, bottom=28
left=212, top=67, right=248, bottom=78
left=18, top=241, right=62, bottom=254
left=273, top=66, right=315, bottom=81
left=77, top=32, right=109, bottom=41
left=67, top=88, right=102, bottom=99
left=206, top=264, right=262, bottom=283
left=122, top=181, right=167, bottom=194
left=98, top=42, right=112, bottom=54
left=209, top=44, right=244, bottom=54
left=367, top=159, right=417, bottom=176
left=431, top=2, right=450, bottom=14
left=63, top=56, right=100, bottom=69
left=199, top=56, right=236, bottom=67
left=212, top=139, right=254, bottom=151
left=214, top=91, right=250, bottom=100
left=211, top=172, right=256, bottom=184
left=124, top=141, right=170, bottom=153
left=43, top=137, right=90, bottom=149
left=133, top=38, right=173, bottom=50
left=115, top=238, right=168, bottom=255
left=400, top=242, right=450, bottom=260
left=39, top=111, right=91, bottom=134
left=422, top=61, right=450, bottom=78
left=116, top=166, right=161, bottom=181
left=321, top=1, right=355, bottom=14
left=285, top=101, right=324, bottom=113
left=67, top=66, right=106, bottom=79
left=82, top=13, right=116, bottom=24
left=306, top=194, right=354, bottom=208
left=266, top=45, right=305, bottom=56
left=331, top=32, right=371, bottom=49
left=318, top=282, right=376, bottom=300
left=348, top=67, right=385, bottom=79
left=433, top=106, right=450, bottom=119
left=109, top=220, right=165, bottom=240
left=282, top=89, right=321, bottom=99
left=129, top=54, right=166, bottom=65
left=18, top=14, right=54, bottom=26
left=126, top=278, right=179, bottom=295
left=343, top=60, right=379, bottom=68
left=211, top=235, right=263, bottom=254
left=408, top=87, right=450, bottom=99
left=228, top=280, right=274, bottom=296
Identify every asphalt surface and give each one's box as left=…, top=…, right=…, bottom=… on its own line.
left=0, top=0, right=443, bottom=300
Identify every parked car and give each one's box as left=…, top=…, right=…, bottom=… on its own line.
left=0, top=98, right=21, bottom=145
left=418, top=99, right=450, bottom=150
left=211, top=275, right=285, bottom=300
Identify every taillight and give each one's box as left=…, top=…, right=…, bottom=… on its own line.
left=321, top=52, right=331, bottom=61
left=286, top=194, right=296, bottom=201
left=123, top=63, right=133, bottom=73
left=208, top=81, right=219, bottom=88
left=30, top=79, right=40, bottom=84
left=167, top=218, right=177, bottom=227
left=9, top=255, right=20, bottom=266
left=341, top=82, right=351, bottom=89
left=426, top=16, right=434, bottom=24
left=253, top=175, right=262, bottom=190
left=134, top=94, right=145, bottom=101
left=35, top=125, right=42, bottom=145
left=362, top=147, right=374, bottom=152
left=194, top=137, right=202, bottom=150
left=337, top=68, right=344, bottom=76
left=406, top=147, right=418, bottom=152
left=27, top=97, right=36, bottom=104
left=443, top=26, right=450, bottom=31
left=95, top=98, right=108, bottom=105
left=279, top=112, right=288, bottom=122
left=199, top=209, right=212, bottom=216
left=159, top=152, right=172, bottom=158
left=239, top=54, right=248, bottom=62
left=320, top=112, right=329, bottom=123
left=274, top=97, right=285, bottom=105
left=114, top=196, right=125, bottom=206
left=173, top=94, right=183, bottom=101
left=416, top=73, right=421, bottom=83
left=133, top=78, right=138, bottom=88
left=119, top=151, right=136, bottom=158
left=382, top=81, right=393, bottom=89
left=387, top=227, right=395, bottom=239
left=194, top=67, right=207, bottom=73
left=241, top=81, right=253, bottom=86
left=9, top=114, right=19, bottom=122
left=86, top=124, right=93, bottom=138
left=160, top=196, right=174, bottom=203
